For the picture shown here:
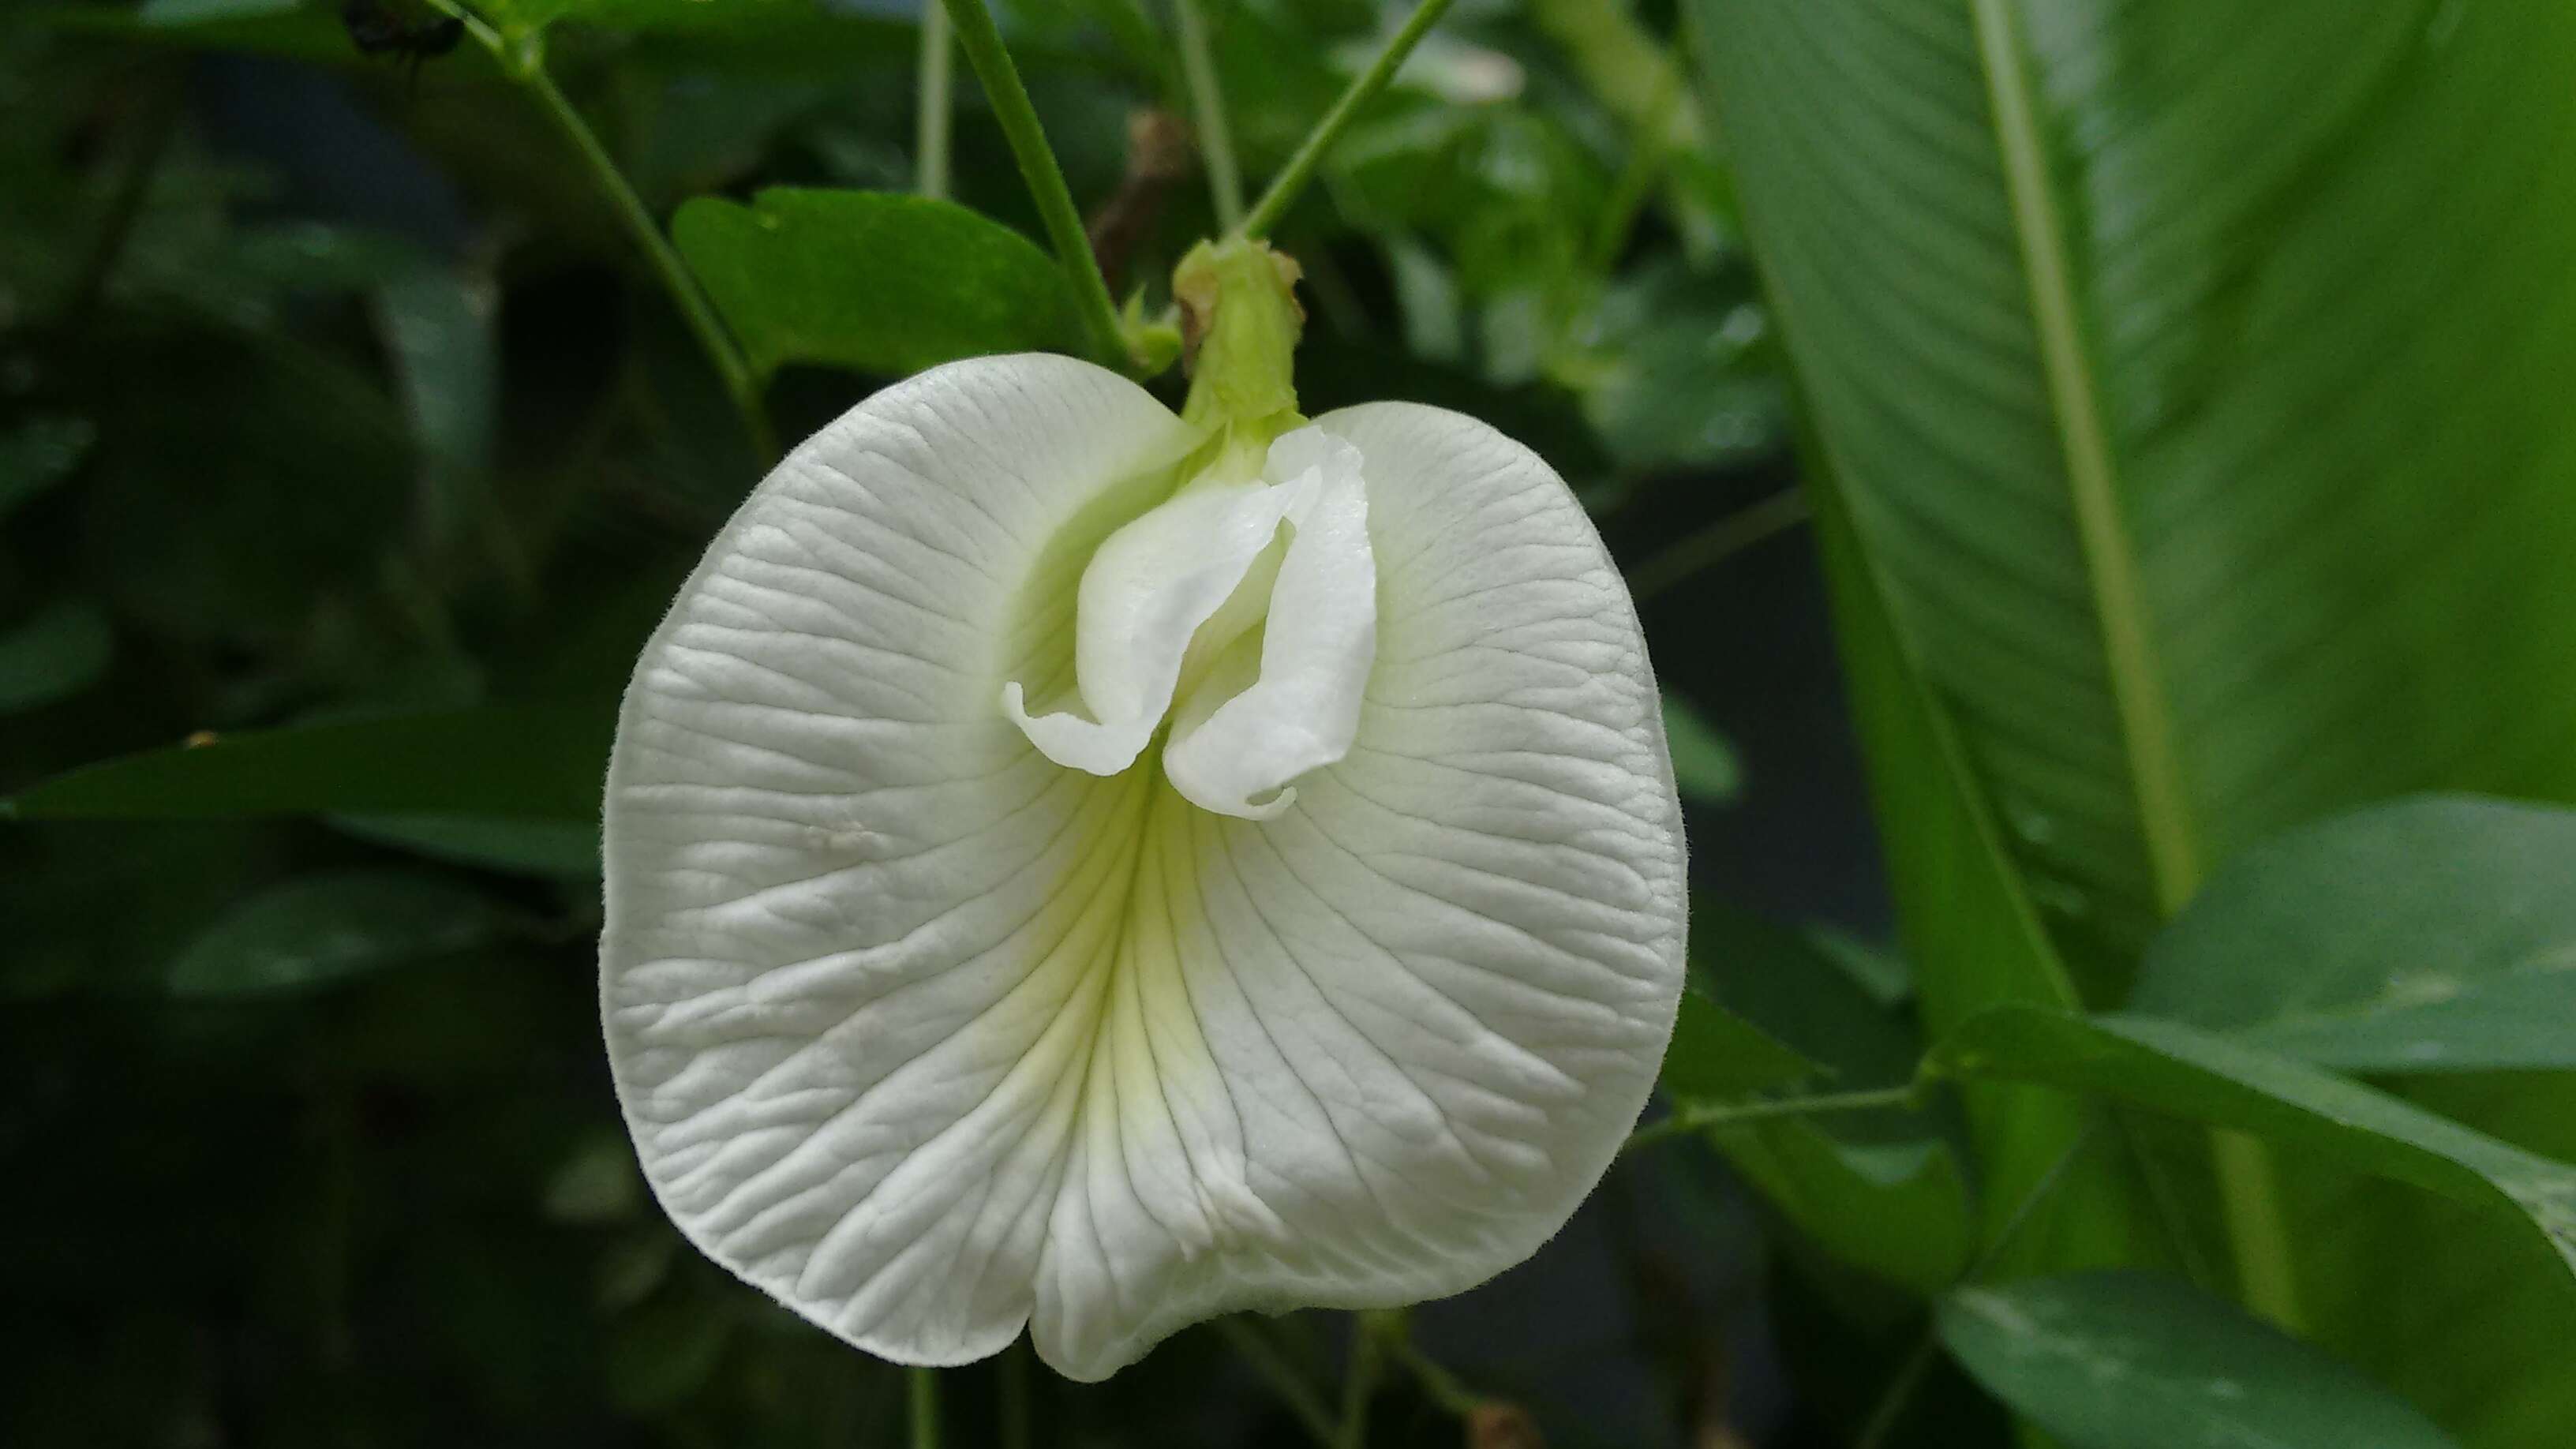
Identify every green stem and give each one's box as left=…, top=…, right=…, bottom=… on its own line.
left=2211, top=1129, right=2303, bottom=1323
left=1627, top=489, right=1811, bottom=602
left=1171, top=0, right=1245, bottom=230
left=916, top=0, right=954, bottom=200
left=1376, top=1319, right=1481, bottom=1418
left=1335, top=1312, right=1391, bottom=1449
left=907, top=1367, right=940, bottom=1449
left=1854, top=1334, right=1938, bottom=1449
left=1000, top=1341, right=1031, bottom=1449
left=1237, top=0, right=1458, bottom=240
left=1622, top=1084, right=1921, bottom=1156
left=1586, top=62, right=1683, bottom=271
left=940, top=0, right=1129, bottom=369
left=1215, top=1317, right=1338, bottom=1446
left=426, top=5, right=775, bottom=460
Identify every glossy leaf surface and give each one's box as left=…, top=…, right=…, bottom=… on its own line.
left=1941, top=1271, right=2458, bottom=1449
left=672, top=190, right=1086, bottom=380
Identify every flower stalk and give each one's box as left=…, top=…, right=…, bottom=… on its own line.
left=939, top=0, right=1133, bottom=372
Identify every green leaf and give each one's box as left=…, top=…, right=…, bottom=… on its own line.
left=1941, top=1271, right=2458, bottom=1449
left=0, top=600, right=113, bottom=714
left=2132, top=796, right=2576, bottom=1073
left=373, top=266, right=498, bottom=563
left=1726, top=1121, right=1974, bottom=1294
left=1805, top=472, right=2159, bottom=1278
left=0, top=414, right=95, bottom=522
left=672, top=189, right=1085, bottom=379
left=1690, top=0, right=2576, bottom=984
left=1660, top=985, right=1821, bottom=1102
left=329, top=814, right=601, bottom=878
left=36, top=0, right=362, bottom=63
left=1659, top=692, right=1743, bottom=804
left=0, top=704, right=614, bottom=822
left=1567, top=262, right=1784, bottom=474
left=164, top=870, right=513, bottom=997
left=1696, top=3, right=2576, bottom=1435
left=1683, top=903, right=1974, bottom=1290
left=1936, top=1007, right=2576, bottom=1288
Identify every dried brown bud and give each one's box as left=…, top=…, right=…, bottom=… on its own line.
left=1465, top=1402, right=1544, bottom=1449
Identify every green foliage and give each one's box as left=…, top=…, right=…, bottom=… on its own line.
left=2133, top=796, right=2576, bottom=1073
left=1940, top=1271, right=2458, bottom=1449
left=0, top=416, right=95, bottom=521
left=1679, top=902, right=1977, bottom=1290
left=1808, top=475, right=2159, bottom=1280
left=3, top=706, right=614, bottom=822
left=675, top=188, right=1087, bottom=379
left=1937, top=1008, right=2576, bottom=1287
left=164, top=868, right=518, bottom=996
left=1660, top=986, right=1819, bottom=1100
left=1695, top=0, right=2576, bottom=1442
left=1695, top=0, right=2576, bottom=978
left=0, top=599, right=114, bottom=715
left=1659, top=691, right=1743, bottom=803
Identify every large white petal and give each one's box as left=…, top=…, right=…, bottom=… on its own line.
left=602, top=365, right=1686, bottom=1381
left=1025, top=402, right=1684, bottom=1376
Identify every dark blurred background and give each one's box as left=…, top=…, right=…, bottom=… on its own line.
left=0, top=3, right=1969, bottom=1443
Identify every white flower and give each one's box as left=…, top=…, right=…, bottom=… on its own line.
left=600, top=246, right=1686, bottom=1381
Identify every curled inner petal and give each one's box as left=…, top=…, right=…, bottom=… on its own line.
left=1005, top=425, right=1378, bottom=818
left=1163, top=439, right=1375, bottom=818
left=1002, top=479, right=1301, bottom=776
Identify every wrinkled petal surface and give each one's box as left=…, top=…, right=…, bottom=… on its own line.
left=601, top=354, right=1686, bottom=1381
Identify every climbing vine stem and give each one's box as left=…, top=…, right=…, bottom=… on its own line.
left=1237, top=0, right=1459, bottom=240
left=1171, top=0, right=1245, bottom=228
left=938, top=0, right=1131, bottom=370
left=419, top=3, right=775, bottom=460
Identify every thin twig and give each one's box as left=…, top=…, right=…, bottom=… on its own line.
left=1238, top=0, right=1458, bottom=240
left=1377, top=1321, right=1482, bottom=1417
left=1627, top=489, right=1811, bottom=602
left=916, top=0, right=954, bottom=200
left=1170, top=0, right=1244, bottom=229
left=1853, top=1334, right=1939, bottom=1449
left=1621, top=1083, right=1921, bottom=1156
left=940, top=0, right=1131, bottom=369
left=1215, top=1316, right=1339, bottom=1446
left=421, top=2, right=776, bottom=460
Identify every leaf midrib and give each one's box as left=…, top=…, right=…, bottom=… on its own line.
left=1968, top=0, right=2203, bottom=914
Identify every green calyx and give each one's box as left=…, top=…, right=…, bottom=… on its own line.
left=1174, top=238, right=1305, bottom=471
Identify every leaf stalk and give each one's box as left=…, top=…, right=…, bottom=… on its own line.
left=1622, top=1083, right=1923, bottom=1155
